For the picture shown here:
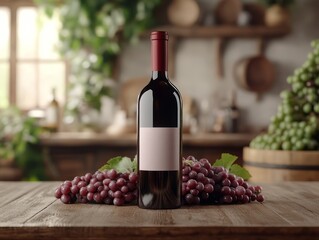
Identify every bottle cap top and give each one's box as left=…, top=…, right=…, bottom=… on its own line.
left=150, top=31, right=168, bottom=40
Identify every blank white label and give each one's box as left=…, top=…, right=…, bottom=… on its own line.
left=139, top=127, right=180, bottom=171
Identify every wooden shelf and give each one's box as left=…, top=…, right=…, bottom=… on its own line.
left=149, top=25, right=291, bottom=38
left=146, top=25, right=291, bottom=79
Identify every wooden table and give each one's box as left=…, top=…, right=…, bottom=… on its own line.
left=0, top=182, right=318, bottom=240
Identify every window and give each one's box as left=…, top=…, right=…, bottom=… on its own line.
left=0, top=0, right=67, bottom=110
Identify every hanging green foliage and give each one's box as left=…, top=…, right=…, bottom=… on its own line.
left=35, top=0, right=161, bottom=113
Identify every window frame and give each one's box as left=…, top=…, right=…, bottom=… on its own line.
left=0, top=0, right=68, bottom=109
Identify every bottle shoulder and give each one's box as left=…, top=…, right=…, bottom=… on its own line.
left=139, top=79, right=181, bottom=100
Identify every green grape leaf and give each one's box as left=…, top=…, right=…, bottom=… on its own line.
left=132, top=155, right=137, bottom=173
left=230, top=164, right=252, bottom=180
left=99, top=156, right=135, bottom=173
left=213, top=153, right=238, bottom=170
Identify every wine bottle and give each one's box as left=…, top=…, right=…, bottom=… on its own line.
left=44, top=87, right=59, bottom=132
left=137, top=31, right=182, bottom=209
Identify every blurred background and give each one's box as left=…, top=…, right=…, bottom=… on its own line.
left=0, top=0, right=318, bottom=181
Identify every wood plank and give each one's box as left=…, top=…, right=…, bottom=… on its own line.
left=0, top=182, right=41, bottom=208
left=262, top=183, right=319, bottom=226
left=0, top=182, right=57, bottom=226
left=0, top=226, right=318, bottom=240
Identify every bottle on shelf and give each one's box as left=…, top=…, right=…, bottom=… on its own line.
left=224, top=89, right=239, bottom=133
left=137, top=31, right=182, bottom=209
left=44, top=87, right=60, bottom=133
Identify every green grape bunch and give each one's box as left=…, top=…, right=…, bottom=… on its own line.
left=250, top=39, right=319, bottom=151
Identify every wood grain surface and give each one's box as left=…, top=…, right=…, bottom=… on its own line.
left=0, top=182, right=318, bottom=240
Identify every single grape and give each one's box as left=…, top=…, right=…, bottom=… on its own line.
left=60, top=194, right=71, bottom=204
left=199, top=167, right=208, bottom=176
left=193, top=162, right=202, bottom=172
left=182, top=166, right=191, bottom=175
left=196, top=173, right=206, bottom=182
left=121, top=186, right=129, bottom=193
left=109, top=181, right=118, bottom=191
left=245, top=189, right=252, bottom=197
left=228, top=174, right=235, bottom=182
left=90, top=178, right=98, bottom=184
left=190, top=189, right=199, bottom=196
left=108, top=190, right=114, bottom=198
left=107, top=169, right=117, bottom=180
left=221, top=186, right=231, bottom=195
left=257, top=194, right=265, bottom=203
left=196, top=182, right=205, bottom=191
left=97, top=186, right=104, bottom=192
left=182, top=175, right=190, bottom=182
left=114, top=190, right=123, bottom=198
left=222, top=179, right=231, bottom=186
left=248, top=186, right=255, bottom=192
left=103, top=178, right=111, bottom=186
left=242, top=182, right=249, bottom=189
left=128, top=172, right=138, bottom=183
left=84, top=173, right=92, bottom=182
left=216, top=171, right=228, bottom=182
left=94, top=193, right=102, bottom=203
left=71, top=185, right=79, bottom=194
left=87, top=192, right=94, bottom=201
left=87, top=184, right=97, bottom=193
left=231, top=180, right=239, bottom=188
left=187, top=179, right=198, bottom=189
left=63, top=181, right=72, bottom=188
left=116, top=178, right=126, bottom=187
left=124, top=193, right=135, bottom=202
left=80, top=187, right=88, bottom=197
left=204, top=184, right=214, bottom=193
left=77, top=181, right=87, bottom=188
left=54, top=187, right=62, bottom=199
left=237, top=177, right=244, bottom=186
left=72, top=176, right=81, bottom=185
left=255, top=186, right=263, bottom=194
left=113, top=197, right=125, bottom=206
left=242, top=195, right=250, bottom=204
left=185, top=194, right=195, bottom=204
left=61, top=185, right=71, bottom=195
left=189, top=170, right=197, bottom=179
left=235, top=186, right=246, bottom=196
left=96, top=173, right=104, bottom=181
left=251, top=194, right=257, bottom=201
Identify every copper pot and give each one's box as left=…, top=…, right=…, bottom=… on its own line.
left=234, top=55, right=276, bottom=94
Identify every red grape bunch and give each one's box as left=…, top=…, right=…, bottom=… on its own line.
left=182, top=156, right=264, bottom=205
left=54, top=169, right=138, bottom=206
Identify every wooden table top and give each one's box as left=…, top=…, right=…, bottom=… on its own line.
left=0, top=181, right=318, bottom=240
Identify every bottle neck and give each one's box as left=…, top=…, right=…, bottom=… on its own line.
left=151, top=39, right=168, bottom=72
left=151, top=71, right=168, bottom=80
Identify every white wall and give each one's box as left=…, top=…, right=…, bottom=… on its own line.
left=118, top=0, right=319, bottom=131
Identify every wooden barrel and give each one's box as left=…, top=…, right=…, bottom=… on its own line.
left=243, top=147, right=319, bottom=183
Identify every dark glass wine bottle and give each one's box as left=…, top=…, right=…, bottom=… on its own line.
left=137, top=31, right=182, bottom=209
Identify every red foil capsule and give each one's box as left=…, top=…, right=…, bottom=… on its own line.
left=151, top=31, right=168, bottom=71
